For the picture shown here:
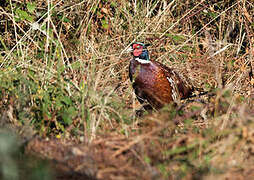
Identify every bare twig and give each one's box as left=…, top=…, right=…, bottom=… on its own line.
left=239, top=0, right=254, bottom=85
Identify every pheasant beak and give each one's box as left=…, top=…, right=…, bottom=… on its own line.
left=126, top=46, right=133, bottom=52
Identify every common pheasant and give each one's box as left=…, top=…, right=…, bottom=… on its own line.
left=128, top=42, right=194, bottom=110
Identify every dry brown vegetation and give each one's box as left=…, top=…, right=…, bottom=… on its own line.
left=0, top=0, right=254, bottom=179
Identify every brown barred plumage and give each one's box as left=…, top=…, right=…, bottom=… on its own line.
left=128, top=42, right=193, bottom=110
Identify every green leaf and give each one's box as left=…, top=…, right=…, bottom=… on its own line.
left=15, top=8, right=34, bottom=22
left=251, top=21, right=254, bottom=29
left=55, top=98, right=63, bottom=110
left=101, top=19, right=109, bottom=29
left=71, top=61, right=81, bottom=70
left=63, top=16, right=70, bottom=23
left=207, top=12, right=217, bottom=18
left=27, top=2, right=36, bottom=14
left=110, top=2, right=117, bottom=7
left=62, top=107, right=76, bottom=125
left=144, top=156, right=151, bottom=164
left=191, top=106, right=201, bottom=111
left=61, top=96, right=72, bottom=105
left=165, top=33, right=185, bottom=42
left=57, top=64, right=65, bottom=74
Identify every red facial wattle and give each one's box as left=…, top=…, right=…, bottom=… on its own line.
left=133, top=49, right=142, bottom=57
left=132, top=44, right=143, bottom=57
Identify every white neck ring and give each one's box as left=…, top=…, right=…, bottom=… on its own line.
left=135, top=58, right=151, bottom=64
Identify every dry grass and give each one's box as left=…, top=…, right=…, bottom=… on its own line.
left=0, top=0, right=254, bottom=179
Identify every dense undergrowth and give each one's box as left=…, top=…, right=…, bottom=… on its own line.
left=0, top=0, right=254, bottom=179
